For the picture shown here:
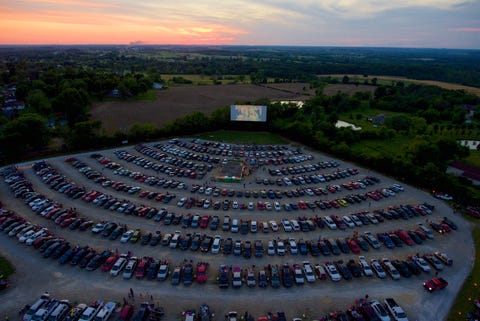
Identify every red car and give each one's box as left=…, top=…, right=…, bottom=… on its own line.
left=423, top=277, right=448, bottom=292
left=395, top=229, right=414, bottom=246
left=346, top=238, right=361, bottom=254
left=199, top=216, right=210, bottom=229
left=134, top=257, right=152, bottom=279
left=196, top=262, right=208, bottom=283
left=101, top=254, right=119, bottom=272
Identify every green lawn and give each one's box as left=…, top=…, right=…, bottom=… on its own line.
left=350, top=136, right=411, bottom=158
left=446, top=225, right=480, bottom=321
left=0, top=256, right=15, bottom=277
left=162, top=74, right=249, bottom=86
left=463, top=150, right=480, bottom=168
left=195, top=131, right=288, bottom=144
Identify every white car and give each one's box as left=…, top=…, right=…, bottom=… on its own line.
left=382, top=258, right=400, bottom=280
left=18, top=229, right=37, bottom=243
left=110, top=256, right=128, bottom=276
left=350, top=214, right=363, bottom=226
left=211, top=235, right=222, bottom=254
left=157, top=263, right=169, bottom=281
left=177, top=197, right=187, bottom=207
left=25, top=228, right=49, bottom=246
left=267, top=241, right=275, bottom=256
left=274, top=202, right=281, bottom=212
left=232, top=201, right=239, bottom=209
left=250, top=221, right=258, bottom=233
left=91, top=223, right=105, bottom=234
left=203, top=199, right=211, bottom=209
left=231, top=219, right=239, bottom=233
left=122, top=257, right=138, bottom=279
left=269, top=220, right=279, bottom=232
left=290, top=220, right=300, bottom=232
left=413, top=256, right=431, bottom=272
left=342, top=216, right=355, bottom=228
left=288, top=238, right=298, bottom=254
left=276, top=240, right=286, bottom=256
left=247, top=202, right=254, bottom=211
left=302, top=261, right=316, bottom=283
left=324, top=216, right=337, bottom=230
left=370, top=300, right=392, bottom=321
left=281, top=220, right=292, bottom=232
left=324, top=262, right=341, bottom=282
left=293, top=265, right=305, bottom=285
left=370, top=259, right=387, bottom=279
left=120, top=230, right=134, bottom=243
left=358, top=256, right=374, bottom=277
left=418, top=223, right=434, bottom=239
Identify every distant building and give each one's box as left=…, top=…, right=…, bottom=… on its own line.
left=368, top=114, right=387, bottom=126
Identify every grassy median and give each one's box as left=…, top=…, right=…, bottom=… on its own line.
left=0, top=256, right=15, bottom=277
left=446, top=225, right=480, bottom=320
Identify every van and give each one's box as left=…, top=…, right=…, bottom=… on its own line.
left=47, top=301, right=70, bottom=321
left=93, top=302, right=116, bottom=321
left=23, top=293, right=50, bottom=321
left=169, top=231, right=181, bottom=249
left=79, top=303, right=103, bottom=321
left=117, top=305, right=134, bottom=321
left=31, top=308, right=50, bottom=321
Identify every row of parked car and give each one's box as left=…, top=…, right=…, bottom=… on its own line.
left=22, top=291, right=163, bottom=321
left=0, top=201, right=453, bottom=289
left=160, top=139, right=313, bottom=167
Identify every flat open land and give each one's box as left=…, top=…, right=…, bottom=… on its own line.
left=90, top=84, right=309, bottom=134
left=322, top=74, right=480, bottom=96
left=323, top=84, right=377, bottom=96
left=0, top=137, right=474, bottom=320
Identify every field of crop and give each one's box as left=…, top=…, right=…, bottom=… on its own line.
left=90, top=84, right=306, bottom=134
left=322, top=74, right=480, bottom=96
left=323, top=84, right=377, bottom=96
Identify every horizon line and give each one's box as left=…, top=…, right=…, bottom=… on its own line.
left=0, top=44, right=479, bottom=50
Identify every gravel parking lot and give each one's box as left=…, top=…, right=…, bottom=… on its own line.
left=0, top=138, right=474, bottom=321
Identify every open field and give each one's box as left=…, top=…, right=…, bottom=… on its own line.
left=323, top=84, right=377, bottom=96
left=90, top=84, right=308, bottom=134
left=195, top=131, right=288, bottom=145
left=322, top=74, right=480, bottom=96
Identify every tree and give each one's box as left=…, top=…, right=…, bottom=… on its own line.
left=26, top=89, right=52, bottom=116
left=68, top=120, right=102, bottom=149
left=53, top=87, right=89, bottom=126
left=0, top=113, right=50, bottom=160
left=342, top=75, right=350, bottom=84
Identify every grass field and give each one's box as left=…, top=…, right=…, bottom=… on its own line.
left=161, top=74, right=249, bottom=85
left=323, top=84, right=377, bottom=96
left=446, top=225, right=480, bottom=321
left=90, top=84, right=310, bottom=134
left=463, top=150, right=480, bottom=168
left=195, top=131, right=288, bottom=145
left=0, top=256, right=15, bottom=277
left=350, top=136, right=411, bottom=158
left=322, top=74, right=480, bottom=96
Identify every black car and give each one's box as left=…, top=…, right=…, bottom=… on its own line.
left=102, top=222, right=117, bottom=238
left=442, top=217, right=458, bottom=230
left=335, top=260, right=352, bottom=280
left=243, top=241, right=252, bottom=259
left=392, top=260, right=412, bottom=278
left=218, top=265, right=229, bottom=288
left=346, top=259, right=362, bottom=278
left=222, top=238, right=233, bottom=255
left=109, top=226, right=125, bottom=241
left=282, top=264, right=293, bottom=288
left=209, top=216, right=219, bottom=230
left=150, top=231, right=161, bottom=246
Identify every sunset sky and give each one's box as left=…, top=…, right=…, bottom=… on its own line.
left=1, top=0, right=479, bottom=48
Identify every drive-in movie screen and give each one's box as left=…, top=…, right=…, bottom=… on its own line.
left=230, top=104, right=267, bottom=122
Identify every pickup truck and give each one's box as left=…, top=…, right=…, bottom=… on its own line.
left=384, top=298, right=409, bottom=321
left=423, top=277, right=448, bottom=292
